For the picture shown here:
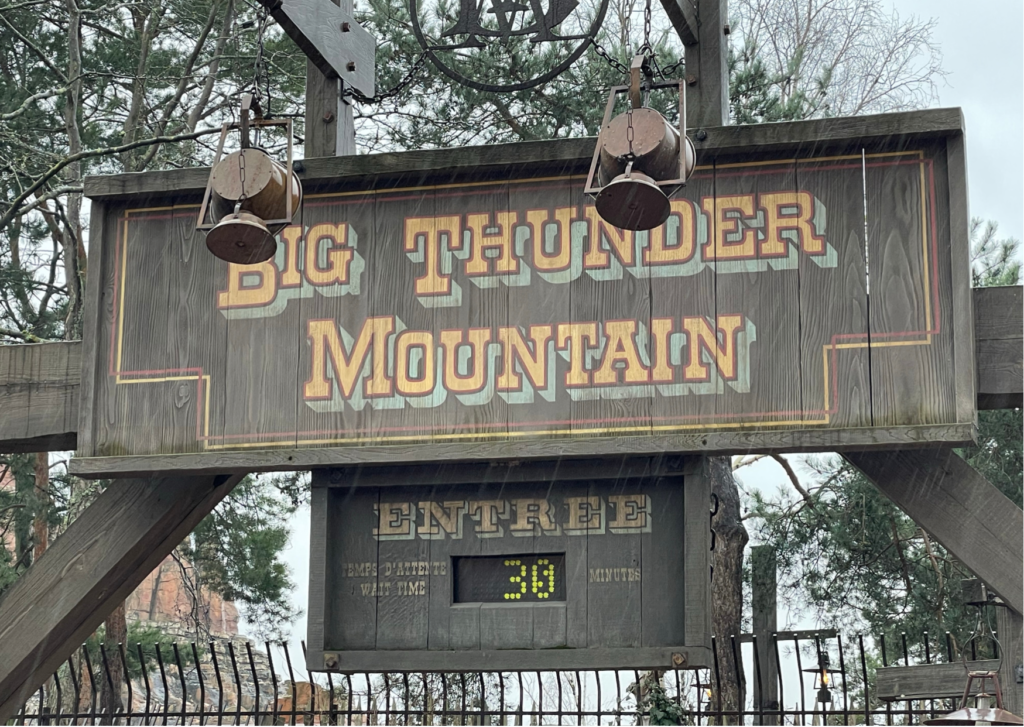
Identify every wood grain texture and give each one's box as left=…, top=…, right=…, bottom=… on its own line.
left=683, top=459, right=712, bottom=649
left=76, top=200, right=110, bottom=455
left=844, top=448, right=1023, bottom=615
left=945, top=134, right=976, bottom=424
left=73, top=129, right=979, bottom=474
left=975, top=285, right=1023, bottom=409
left=0, top=472, right=244, bottom=723
left=683, top=0, right=729, bottom=129
left=0, top=342, right=80, bottom=452
left=874, top=660, right=1001, bottom=701
left=314, top=645, right=713, bottom=672
left=996, top=607, right=1023, bottom=716
left=82, top=109, right=966, bottom=202
left=68, top=423, right=980, bottom=477
left=658, top=0, right=697, bottom=45
left=312, top=476, right=708, bottom=672
left=750, top=545, right=779, bottom=723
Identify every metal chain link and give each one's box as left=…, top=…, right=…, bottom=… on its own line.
left=251, top=3, right=271, bottom=117
left=625, top=96, right=635, bottom=160
left=588, top=37, right=629, bottom=76
left=236, top=147, right=247, bottom=207
left=658, top=56, right=685, bottom=79
left=343, top=52, right=430, bottom=104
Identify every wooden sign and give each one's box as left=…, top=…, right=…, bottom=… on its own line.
left=72, top=111, right=975, bottom=477
left=305, top=458, right=712, bottom=671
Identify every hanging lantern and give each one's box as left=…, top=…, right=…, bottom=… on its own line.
left=924, top=608, right=1023, bottom=726
left=197, top=94, right=302, bottom=264
left=925, top=671, right=1024, bottom=727
left=584, top=55, right=696, bottom=231
left=801, top=651, right=841, bottom=708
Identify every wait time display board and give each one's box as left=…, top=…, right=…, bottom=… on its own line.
left=306, top=463, right=712, bottom=672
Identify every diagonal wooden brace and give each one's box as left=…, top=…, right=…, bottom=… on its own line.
left=0, top=473, right=244, bottom=722
left=845, top=448, right=1024, bottom=616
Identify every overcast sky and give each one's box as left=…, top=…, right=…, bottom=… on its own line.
left=893, top=0, right=1023, bottom=243
left=249, top=0, right=1024, bottom=661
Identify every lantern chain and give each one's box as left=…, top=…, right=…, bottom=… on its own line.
left=658, top=56, right=685, bottom=79
left=625, top=97, right=635, bottom=160
left=637, top=0, right=653, bottom=58
left=250, top=2, right=271, bottom=119
left=342, top=52, right=430, bottom=104
left=588, top=37, right=630, bottom=76
left=236, top=145, right=247, bottom=207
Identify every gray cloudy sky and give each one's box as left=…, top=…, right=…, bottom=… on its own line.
left=256, top=0, right=1024, bottom=657
left=893, top=0, right=1023, bottom=243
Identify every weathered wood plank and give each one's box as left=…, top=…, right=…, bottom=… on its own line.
left=0, top=342, right=80, bottom=452
left=2, top=285, right=1012, bottom=455
left=975, top=285, right=1023, bottom=409
left=302, top=0, right=357, bottom=159
left=658, top=0, right=698, bottom=45
left=996, top=606, right=1023, bottom=716
left=313, top=645, right=713, bottom=672
left=875, top=660, right=1001, bottom=701
left=0, top=472, right=244, bottom=722
left=82, top=109, right=967, bottom=201
left=946, top=134, right=977, bottom=425
left=751, top=546, right=779, bottom=724
left=683, top=0, right=729, bottom=129
left=67, top=423, right=979, bottom=477
left=844, top=448, right=1023, bottom=615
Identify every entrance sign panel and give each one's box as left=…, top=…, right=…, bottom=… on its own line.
left=306, top=468, right=712, bottom=672
left=73, top=113, right=976, bottom=476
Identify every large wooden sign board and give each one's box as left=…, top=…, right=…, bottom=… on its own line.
left=71, top=109, right=975, bottom=477
left=306, top=458, right=712, bottom=672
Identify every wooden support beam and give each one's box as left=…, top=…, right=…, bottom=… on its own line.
left=682, top=0, right=729, bottom=129
left=0, top=342, right=79, bottom=452
left=303, top=0, right=356, bottom=158
left=0, top=472, right=244, bottom=722
left=751, top=546, right=779, bottom=724
left=996, top=606, right=1024, bottom=715
left=875, top=659, right=1002, bottom=701
left=659, top=0, right=698, bottom=45
left=975, top=285, right=1023, bottom=410
left=844, top=449, right=1024, bottom=616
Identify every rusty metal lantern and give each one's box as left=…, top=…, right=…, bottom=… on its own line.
left=197, top=94, right=302, bottom=264
left=924, top=670, right=1023, bottom=726
left=584, top=55, right=695, bottom=231
left=924, top=608, right=1023, bottom=726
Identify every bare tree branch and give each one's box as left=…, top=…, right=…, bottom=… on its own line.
left=0, top=127, right=222, bottom=236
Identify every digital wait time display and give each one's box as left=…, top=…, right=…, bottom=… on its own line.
left=453, top=554, right=566, bottom=603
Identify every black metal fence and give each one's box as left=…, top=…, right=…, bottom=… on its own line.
left=12, top=631, right=980, bottom=725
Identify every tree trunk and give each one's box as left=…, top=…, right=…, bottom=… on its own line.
left=709, top=456, right=749, bottom=717
left=31, top=453, right=47, bottom=562
left=100, top=601, right=127, bottom=717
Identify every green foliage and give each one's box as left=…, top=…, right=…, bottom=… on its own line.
left=643, top=681, right=687, bottom=725
left=179, top=473, right=301, bottom=639
left=970, top=217, right=1022, bottom=288
left=83, top=621, right=203, bottom=673
left=729, top=40, right=818, bottom=124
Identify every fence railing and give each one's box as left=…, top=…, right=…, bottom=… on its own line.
left=12, top=630, right=982, bottom=725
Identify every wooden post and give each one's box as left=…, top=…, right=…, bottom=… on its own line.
left=304, top=0, right=356, bottom=158
left=0, top=473, right=244, bottom=722
left=844, top=449, right=1024, bottom=616
left=997, top=606, right=1024, bottom=716
left=681, top=0, right=729, bottom=129
left=751, top=545, right=779, bottom=724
